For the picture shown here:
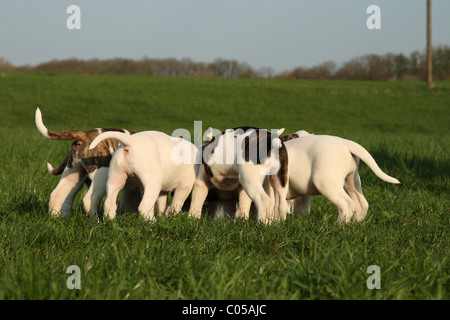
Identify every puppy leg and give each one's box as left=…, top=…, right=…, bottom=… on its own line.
left=165, top=171, right=195, bottom=216
left=238, top=164, right=271, bottom=224
left=188, top=165, right=211, bottom=218
left=138, top=185, right=162, bottom=221
left=269, top=174, right=289, bottom=221
left=82, top=169, right=96, bottom=214
left=103, top=170, right=128, bottom=220
left=132, top=170, right=163, bottom=221
left=291, top=196, right=312, bottom=216
left=119, top=178, right=142, bottom=214
left=316, top=180, right=357, bottom=223
left=61, top=177, right=86, bottom=217
left=156, top=192, right=168, bottom=216
left=345, top=170, right=369, bottom=222
left=49, top=166, right=86, bottom=216
left=84, top=167, right=108, bottom=220
left=326, top=189, right=356, bottom=223
left=235, top=186, right=252, bottom=219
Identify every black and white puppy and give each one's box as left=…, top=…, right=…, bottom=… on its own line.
left=188, top=126, right=289, bottom=224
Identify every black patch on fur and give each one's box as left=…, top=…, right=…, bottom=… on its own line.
left=242, top=129, right=273, bottom=164
left=277, top=144, right=288, bottom=187
left=201, top=144, right=215, bottom=179
left=202, top=127, right=275, bottom=162
left=201, top=126, right=289, bottom=188
left=201, top=126, right=285, bottom=180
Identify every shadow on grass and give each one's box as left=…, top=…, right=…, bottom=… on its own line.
left=368, top=147, right=449, bottom=195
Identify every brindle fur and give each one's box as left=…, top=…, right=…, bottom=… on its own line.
left=49, top=128, right=135, bottom=175
left=280, top=133, right=300, bottom=143
left=36, top=107, right=139, bottom=217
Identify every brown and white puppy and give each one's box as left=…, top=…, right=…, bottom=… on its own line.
left=35, top=107, right=141, bottom=218
left=188, top=126, right=289, bottom=224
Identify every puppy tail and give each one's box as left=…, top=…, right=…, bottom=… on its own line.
left=47, top=155, right=69, bottom=176
left=35, top=107, right=87, bottom=141
left=89, top=131, right=134, bottom=150
left=345, top=140, right=400, bottom=184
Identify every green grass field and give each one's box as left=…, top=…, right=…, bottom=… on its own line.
left=0, top=72, right=448, bottom=300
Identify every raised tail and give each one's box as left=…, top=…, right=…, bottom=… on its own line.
left=35, top=107, right=86, bottom=141
left=47, top=155, right=69, bottom=176
left=89, top=131, right=134, bottom=150
left=344, top=139, right=400, bottom=184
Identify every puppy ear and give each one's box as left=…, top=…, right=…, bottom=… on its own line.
left=272, top=137, right=282, bottom=149
left=204, top=127, right=214, bottom=142
left=276, top=128, right=285, bottom=136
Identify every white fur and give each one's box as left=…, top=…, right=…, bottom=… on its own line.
left=89, top=130, right=199, bottom=220
left=283, top=133, right=400, bottom=223
left=35, top=107, right=50, bottom=139
left=188, top=127, right=287, bottom=224
left=46, top=162, right=54, bottom=174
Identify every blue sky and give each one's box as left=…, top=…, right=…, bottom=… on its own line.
left=1, top=0, right=449, bottom=72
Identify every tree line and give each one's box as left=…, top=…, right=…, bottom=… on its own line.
left=1, top=45, right=449, bottom=81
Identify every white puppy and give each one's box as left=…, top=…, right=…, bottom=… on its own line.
left=283, top=131, right=400, bottom=223
left=89, top=131, right=199, bottom=220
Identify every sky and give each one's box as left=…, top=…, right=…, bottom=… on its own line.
left=1, top=0, right=449, bottom=72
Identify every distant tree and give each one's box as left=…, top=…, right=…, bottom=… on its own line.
left=257, top=67, right=275, bottom=79
left=365, top=54, right=393, bottom=80
left=393, top=54, right=410, bottom=80
left=4, top=45, right=450, bottom=81
left=409, top=51, right=422, bottom=75
left=335, top=57, right=368, bottom=80
left=237, top=62, right=257, bottom=78
left=433, top=45, right=450, bottom=80
left=312, top=61, right=337, bottom=79
left=0, top=57, right=14, bottom=72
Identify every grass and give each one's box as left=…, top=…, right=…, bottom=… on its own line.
left=0, top=72, right=448, bottom=300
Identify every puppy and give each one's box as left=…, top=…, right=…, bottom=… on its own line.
left=188, top=127, right=289, bottom=224
left=282, top=130, right=400, bottom=223
left=89, top=130, right=199, bottom=221
left=35, top=107, right=141, bottom=218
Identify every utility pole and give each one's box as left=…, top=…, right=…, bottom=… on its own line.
left=427, top=0, right=434, bottom=88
